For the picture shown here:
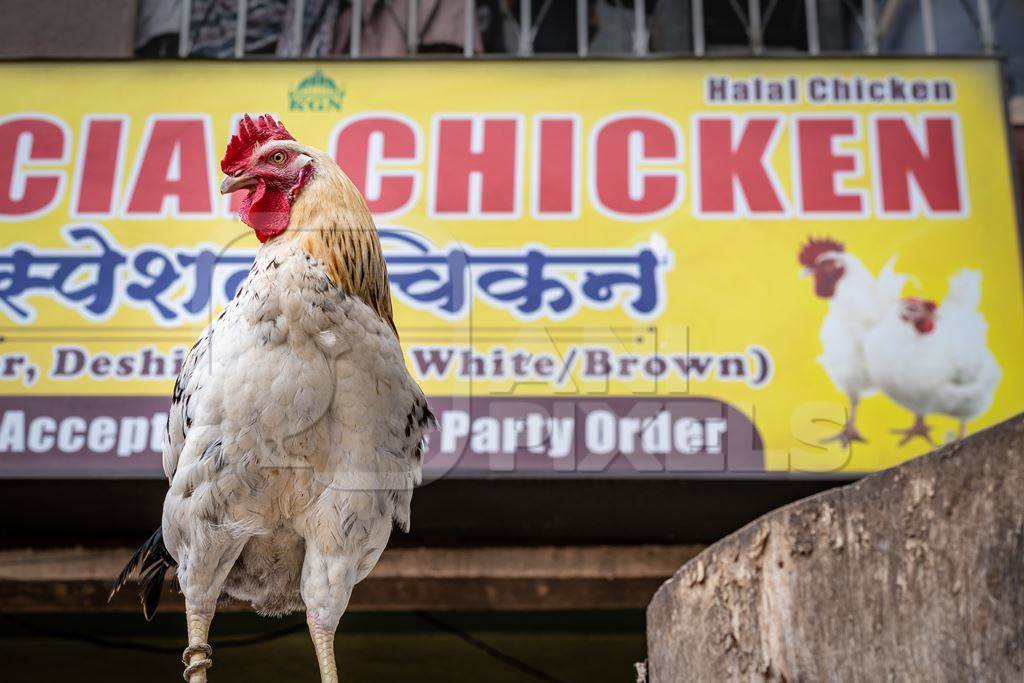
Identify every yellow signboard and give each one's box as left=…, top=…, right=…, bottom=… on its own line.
left=0, top=59, right=1021, bottom=476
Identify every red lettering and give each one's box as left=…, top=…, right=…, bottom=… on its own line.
left=697, top=116, right=785, bottom=215
left=534, top=116, right=577, bottom=216
left=432, top=116, right=519, bottom=216
left=795, top=117, right=863, bottom=214
left=334, top=115, right=419, bottom=216
left=73, top=117, right=125, bottom=216
left=874, top=116, right=962, bottom=214
left=592, top=115, right=682, bottom=218
left=0, top=116, right=66, bottom=219
left=126, top=117, right=213, bottom=216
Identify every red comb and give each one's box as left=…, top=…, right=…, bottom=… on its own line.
left=221, top=114, right=295, bottom=174
left=798, top=236, right=845, bottom=267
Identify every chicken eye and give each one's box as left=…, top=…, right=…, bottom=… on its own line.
left=270, top=151, right=287, bottom=165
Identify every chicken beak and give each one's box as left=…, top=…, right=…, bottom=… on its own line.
left=799, top=267, right=812, bottom=278
left=220, top=174, right=258, bottom=195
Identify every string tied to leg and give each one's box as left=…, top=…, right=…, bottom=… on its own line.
left=182, top=643, right=213, bottom=681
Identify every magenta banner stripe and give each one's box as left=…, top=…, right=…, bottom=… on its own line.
left=0, top=396, right=764, bottom=477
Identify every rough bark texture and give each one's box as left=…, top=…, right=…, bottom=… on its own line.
left=647, top=413, right=1024, bottom=682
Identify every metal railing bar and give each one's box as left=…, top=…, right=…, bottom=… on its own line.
left=576, top=0, right=588, bottom=57
left=235, top=0, right=248, bottom=59
left=291, top=0, right=305, bottom=57
left=351, top=0, right=362, bottom=57
left=728, top=0, right=749, bottom=39
left=953, top=0, right=978, bottom=23
left=179, top=0, right=192, bottom=57
left=977, top=0, right=995, bottom=53
left=863, top=0, right=878, bottom=55
left=692, top=0, right=705, bottom=56
left=921, top=0, right=936, bottom=54
left=407, top=0, right=419, bottom=53
left=177, top=0, right=1010, bottom=62
left=805, top=0, right=820, bottom=54
left=841, top=0, right=863, bottom=32
left=878, top=0, right=904, bottom=40
left=763, top=0, right=781, bottom=28
left=634, top=0, right=648, bottom=56
left=749, top=0, right=763, bottom=54
left=519, top=0, right=533, bottom=56
left=530, top=0, right=555, bottom=43
left=464, top=0, right=475, bottom=57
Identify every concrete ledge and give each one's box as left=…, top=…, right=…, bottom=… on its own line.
left=0, top=544, right=703, bottom=613
left=646, top=413, right=1024, bottom=681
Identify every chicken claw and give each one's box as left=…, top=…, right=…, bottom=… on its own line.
left=891, top=415, right=935, bottom=447
left=820, top=422, right=866, bottom=447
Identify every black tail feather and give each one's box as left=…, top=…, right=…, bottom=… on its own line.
left=109, top=527, right=176, bottom=621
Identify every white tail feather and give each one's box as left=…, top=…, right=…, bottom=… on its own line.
left=876, top=254, right=909, bottom=308
left=944, top=269, right=982, bottom=311
left=935, top=352, right=1001, bottom=419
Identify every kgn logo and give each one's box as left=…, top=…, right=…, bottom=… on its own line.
left=288, top=69, right=345, bottom=112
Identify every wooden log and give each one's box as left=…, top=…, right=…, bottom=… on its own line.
left=646, top=413, right=1024, bottom=681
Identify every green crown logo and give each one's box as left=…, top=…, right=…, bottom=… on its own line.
left=289, top=69, right=345, bottom=112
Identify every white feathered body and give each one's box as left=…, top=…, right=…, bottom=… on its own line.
left=161, top=192, right=431, bottom=618
left=818, top=254, right=907, bottom=401
left=864, top=269, right=1001, bottom=422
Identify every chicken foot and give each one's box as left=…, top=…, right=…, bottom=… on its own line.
left=821, top=396, right=866, bottom=446
left=821, top=422, right=866, bottom=446
left=892, top=414, right=935, bottom=446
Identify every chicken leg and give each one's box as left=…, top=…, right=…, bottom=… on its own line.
left=308, top=611, right=339, bottom=683
left=821, top=395, right=866, bottom=446
left=177, top=531, right=248, bottom=682
left=183, top=606, right=213, bottom=682
left=301, top=540, right=358, bottom=683
left=892, top=414, right=934, bottom=446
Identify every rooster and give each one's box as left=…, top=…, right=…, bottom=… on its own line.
left=110, top=114, right=434, bottom=683
left=863, top=269, right=1001, bottom=445
left=799, top=237, right=907, bottom=445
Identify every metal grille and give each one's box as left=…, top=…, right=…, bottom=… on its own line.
left=177, top=0, right=999, bottom=59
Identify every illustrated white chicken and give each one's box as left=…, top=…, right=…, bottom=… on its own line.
left=864, top=269, right=1001, bottom=445
left=110, top=114, right=434, bottom=682
left=799, top=237, right=907, bottom=445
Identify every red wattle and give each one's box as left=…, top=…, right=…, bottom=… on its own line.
left=238, top=179, right=291, bottom=243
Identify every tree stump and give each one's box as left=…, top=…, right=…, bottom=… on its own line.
left=647, top=413, right=1024, bottom=681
